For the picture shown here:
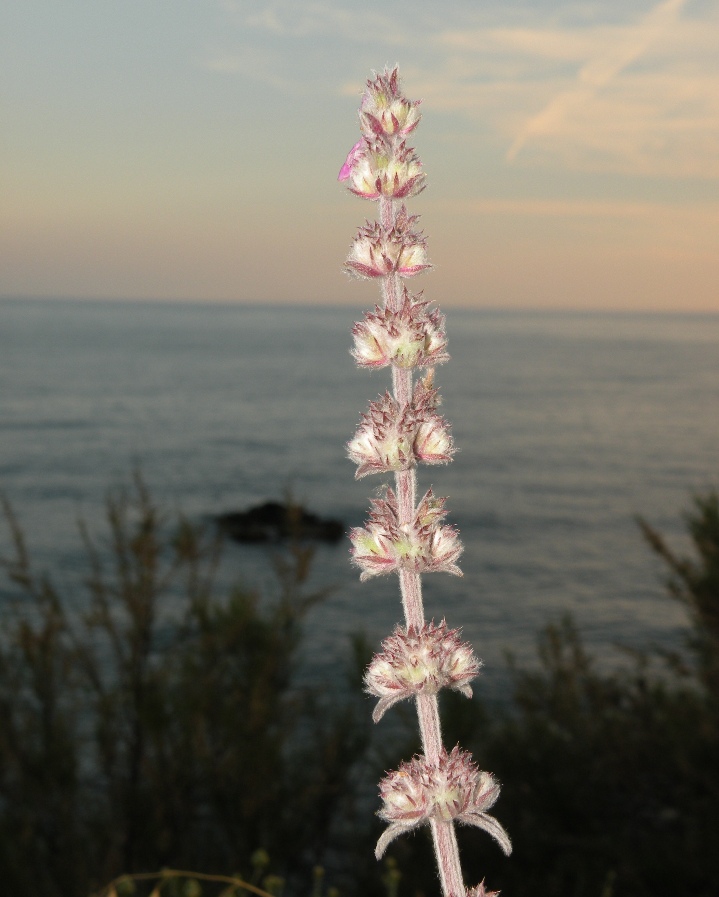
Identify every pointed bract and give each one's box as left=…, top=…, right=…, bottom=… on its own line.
left=467, top=882, right=501, bottom=897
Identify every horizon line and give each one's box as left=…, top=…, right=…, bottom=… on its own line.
left=3, top=294, right=719, bottom=316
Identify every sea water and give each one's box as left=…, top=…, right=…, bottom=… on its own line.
left=1, top=298, right=718, bottom=697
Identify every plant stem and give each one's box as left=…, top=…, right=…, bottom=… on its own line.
left=380, top=195, right=466, bottom=897
left=416, top=693, right=442, bottom=761
left=380, top=196, right=400, bottom=311
left=431, top=820, right=465, bottom=897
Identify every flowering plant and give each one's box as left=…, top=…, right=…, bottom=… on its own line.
left=339, top=67, right=511, bottom=897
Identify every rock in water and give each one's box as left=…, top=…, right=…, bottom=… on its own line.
left=215, top=501, right=344, bottom=544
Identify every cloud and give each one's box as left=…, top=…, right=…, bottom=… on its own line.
left=506, top=0, right=690, bottom=161
left=214, top=0, right=719, bottom=178
left=203, top=45, right=303, bottom=92
left=447, top=198, right=671, bottom=218
left=435, top=195, right=719, bottom=229
left=223, top=0, right=404, bottom=42
left=422, top=2, right=719, bottom=178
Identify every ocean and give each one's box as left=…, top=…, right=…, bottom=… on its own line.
left=1, top=297, right=718, bottom=698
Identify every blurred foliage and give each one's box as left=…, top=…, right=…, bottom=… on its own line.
left=2, top=481, right=718, bottom=897
left=460, top=489, right=719, bottom=897
left=91, top=866, right=275, bottom=897
left=358, top=490, right=719, bottom=897
left=0, top=475, right=375, bottom=897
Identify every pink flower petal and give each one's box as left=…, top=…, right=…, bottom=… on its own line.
left=338, top=139, right=366, bottom=181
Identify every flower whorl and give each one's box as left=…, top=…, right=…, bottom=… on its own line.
left=340, top=138, right=425, bottom=200
left=349, top=488, right=462, bottom=580
left=345, top=206, right=430, bottom=279
left=347, top=378, right=453, bottom=478
left=376, top=747, right=512, bottom=859
left=360, top=67, right=421, bottom=138
left=365, top=621, right=481, bottom=721
left=351, top=290, right=448, bottom=370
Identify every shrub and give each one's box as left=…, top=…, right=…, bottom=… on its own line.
left=0, top=477, right=371, bottom=897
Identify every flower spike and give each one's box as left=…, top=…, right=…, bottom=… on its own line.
left=339, top=66, right=509, bottom=896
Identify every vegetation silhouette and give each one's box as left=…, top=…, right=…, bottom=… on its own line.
left=0, top=475, right=374, bottom=897
left=452, top=490, right=719, bottom=897
left=1, top=481, right=718, bottom=897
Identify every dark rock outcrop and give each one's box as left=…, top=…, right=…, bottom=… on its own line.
left=215, top=501, right=344, bottom=544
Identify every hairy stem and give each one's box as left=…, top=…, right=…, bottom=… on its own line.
left=431, top=820, right=465, bottom=897
left=381, top=201, right=465, bottom=896
left=398, top=568, right=424, bottom=631
left=380, top=196, right=401, bottom=312
left=416, top=693, right=442, bottom=762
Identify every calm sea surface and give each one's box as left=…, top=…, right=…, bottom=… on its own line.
left=1, top=298, right=718, bottom=697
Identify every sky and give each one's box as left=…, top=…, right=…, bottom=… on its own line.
left=2, top=0, right=718, bottom=310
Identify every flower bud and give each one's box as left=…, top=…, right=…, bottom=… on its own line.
left=411, top=378, right=454, bottom=465
left=414, top=417, right=453, bottom=464
left=359, top=66, right=421, bottom=138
